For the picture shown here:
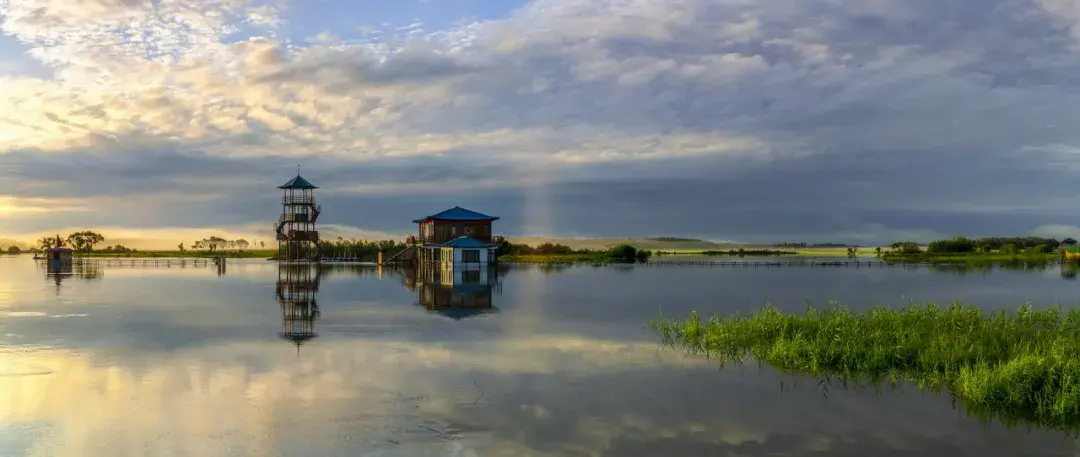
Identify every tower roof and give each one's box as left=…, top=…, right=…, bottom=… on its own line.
left=279, top=174, right=318, bottom=189
left=412, top=206, right=498, bottom=223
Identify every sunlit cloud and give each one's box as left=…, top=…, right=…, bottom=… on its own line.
left=2, top=0, right=1080, bottom=242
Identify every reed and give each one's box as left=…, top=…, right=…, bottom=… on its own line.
left=651, top=302, right=1080, bottom=431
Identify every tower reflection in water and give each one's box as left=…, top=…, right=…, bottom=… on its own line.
left=276, top=263, right=323, bottom=350
left=400, top=265, right=506, bottom=320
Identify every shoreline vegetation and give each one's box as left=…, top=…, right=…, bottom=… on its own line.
left=5, top=232, right=1076, bottom=265
left=651, top=303, right=1080, bottom=431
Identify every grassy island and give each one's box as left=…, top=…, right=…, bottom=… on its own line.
left=881, top=236, right=1062, bottom=264
left=881, top=252, right=1059, bottom=264
left=652, top=302, right=1080, bottom=431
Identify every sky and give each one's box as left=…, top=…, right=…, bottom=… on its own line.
left=1, top=0, right=1080, bottom=248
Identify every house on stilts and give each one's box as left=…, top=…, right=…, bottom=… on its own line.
left=380, top=206, right=503, bottom=267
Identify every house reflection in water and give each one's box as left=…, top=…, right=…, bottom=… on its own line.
left=42, top=260, right=102, bottom=294
left=1061, top=262, right=1078, bottom=280
left=276, top=263, right=322, bottom=350
left=402, top=265, right=505, bottom=320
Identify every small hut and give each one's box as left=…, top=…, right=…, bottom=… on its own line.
left=1061, top=238, right=1079, bottom=260
left=44, top=235, right=73, bottom=271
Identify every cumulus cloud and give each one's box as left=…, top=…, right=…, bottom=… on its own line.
left=2, top=0, right=1080, bottom=242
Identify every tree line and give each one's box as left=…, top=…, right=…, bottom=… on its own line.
left=187, top=237, right=267, bottom=252
left=888, top=236, right=1061, bottom=255
left=495, top=240, right=652, bottom=262
left=319, top=238, right=405, bottom=261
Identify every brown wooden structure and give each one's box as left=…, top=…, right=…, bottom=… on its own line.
left=381, top=206, right=502, bottom=266
left=412, top=206, right=499, bottom=244
left=276, top=172, right=322, bottom=261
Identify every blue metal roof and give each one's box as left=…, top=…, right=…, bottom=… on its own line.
left=412, top=206, right=498, bottom=223
left=279, top=175, right=318, bottom=189
left=441, top=236, right=491, bottom=248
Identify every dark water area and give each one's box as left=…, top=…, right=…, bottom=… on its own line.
left=1, top=255, right=1079, bottom=456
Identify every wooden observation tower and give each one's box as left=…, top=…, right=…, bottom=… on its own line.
left=276, top=171, right=322, bottom=262
left=276, top=263, right=322, bottom=350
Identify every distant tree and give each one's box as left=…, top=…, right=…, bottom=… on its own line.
left=890, top=241, right=922, bottom=255
left=260, top=241, right=265, bottom=249
left=203, top=236, right=227, bottom=252
left=37, top=236, right=55, bottom=251
left=608, top=244, right=643, bottom=262
left=875, top=247, right=883, bottom=258
left=178, top=242, right=185, bottom=253
left=235, top=239, right=250, bottom=251
left=66, top=231, right=105, bottom=253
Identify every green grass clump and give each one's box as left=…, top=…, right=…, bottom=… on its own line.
left=651, top=302, right=1080, bottom=431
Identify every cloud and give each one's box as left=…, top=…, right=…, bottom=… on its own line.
left=2, top=0, right=1080, bottom=241
left=1031, top=224, right=1080, bottom=240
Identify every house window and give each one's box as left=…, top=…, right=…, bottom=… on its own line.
left=452, top=226, right=457, bottom=237
left=462, top=249, right=480, bottom=263
left=464, top=227, right=472, bottom=236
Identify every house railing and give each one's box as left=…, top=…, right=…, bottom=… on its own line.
left=411, top=234, right=503, bottom=245
left=279, top=213, right=313, bottom=223
left=282, top=196, right=316, bottom=205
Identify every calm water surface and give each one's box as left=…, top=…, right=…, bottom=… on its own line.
left=1, top=256, right=1079, bottom=456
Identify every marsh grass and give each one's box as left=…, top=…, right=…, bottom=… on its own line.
left=651, top=302, right=1080, bottom=431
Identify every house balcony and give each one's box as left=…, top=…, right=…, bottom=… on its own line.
left=411, top=235, right=499, bottom=246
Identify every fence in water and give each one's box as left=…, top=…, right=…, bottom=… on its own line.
left=35, top=258, right=215, bottom=268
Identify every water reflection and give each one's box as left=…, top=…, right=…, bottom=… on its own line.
left=400, top=265, right=508, bottom=319
left=5, top=257, right=1080, bottom=456
left=43, top=261, right=102, bottom=294
left=1062, top=263, right=1078, bottom=280
left=276, top=263, right=322, bottom=350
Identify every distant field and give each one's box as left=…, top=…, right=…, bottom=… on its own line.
left=508, top=237, right=729, bottom=251
left=793, top=247, right=883, bottom=257
left=506, top=238, right=887, bottom=257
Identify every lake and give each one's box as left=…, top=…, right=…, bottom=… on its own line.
left=1, top=255, right=1079, bottom=456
